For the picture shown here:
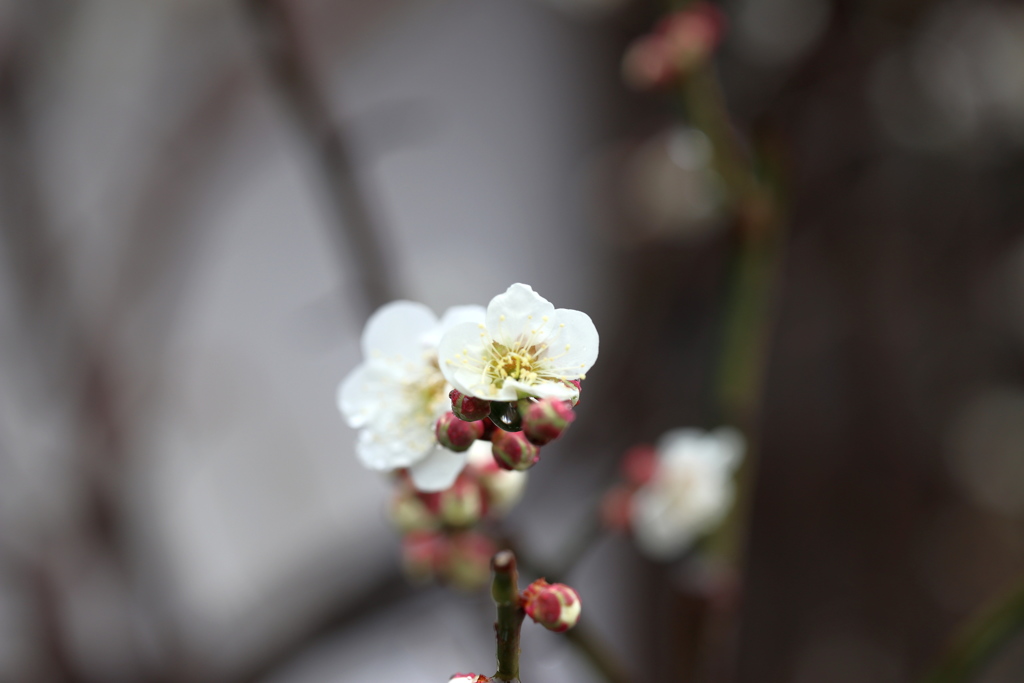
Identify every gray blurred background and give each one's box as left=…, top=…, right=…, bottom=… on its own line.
left=1, top=0, right=1024, bottom=682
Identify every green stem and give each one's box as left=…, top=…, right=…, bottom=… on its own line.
left=924, top=579, right=1024, bottom=683
left=491, top=550, right=525, bottom=682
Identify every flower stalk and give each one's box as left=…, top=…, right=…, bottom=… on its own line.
left=491, top=550, right=525, bottom=682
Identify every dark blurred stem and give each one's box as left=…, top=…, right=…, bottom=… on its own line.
left=491, top=551, right=525, bottom=682
left=242, top=0, right=398, bottom=314
left=924, top=579, right=1024, bottom=683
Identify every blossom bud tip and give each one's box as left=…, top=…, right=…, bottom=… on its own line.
left=522, top=398, right=576, bottom=446
left=490, top=430, right=541, bottom=471
left=521, top=579, right=581, bottom=632
left=449, top=389, right=491, bottom=422
left=436, top=412, right=485, bottom=452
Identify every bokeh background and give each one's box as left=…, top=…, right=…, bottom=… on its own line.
left=1, top=0, right=1024, bottom=681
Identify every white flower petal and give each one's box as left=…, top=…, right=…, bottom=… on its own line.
left=409, top=446, right=470, bottom=492
left=361, top=300, right=438, bottom=361
left=421, top=304, right=487, bottom=348
left=337, top=362, right=395, bottom=428
left=438, top=321, right=491, bottom=396
left=503, top=378, right=578, bottom=401
left=356, top=429, right=412, bottom=471
left=545, top=308, right=599, bottom=379
left=485, top=283, right=556, bottom=344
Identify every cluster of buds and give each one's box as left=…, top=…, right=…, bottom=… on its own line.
left=622, top=2, right=726, bottom=90
left=392, top=442, right=528, bottom=589
left=443, top=388, right=578, bottom=473
left=402, top=530, right=498, bottom=591
left=521, top=578, right=582, bottom=632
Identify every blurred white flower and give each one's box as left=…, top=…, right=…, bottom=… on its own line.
left=438, top=283, right=598, bottom=402
left=631, top=427, right=744, bottom=559
left=338, top=301, right=484, bottom=491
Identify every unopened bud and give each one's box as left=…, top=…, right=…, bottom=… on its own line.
left=436, top=412, right=485, bottom=451
left=622, top=36, right=675, bottom=90
left=521, top=579, right=581, bottom=632
left=391, top=485, right=440, bottom=534
left=449, top=675, right=491, bottom=683
left=438, top=475, right=486, bottom=527
left=491, top=430, right=540, bottom=471
left=401, top=531, right=446, bottom=584
left=601, top=486, right=634, bottom=532
left=450, top=389, right=491, bottom=422
left=521, top=398, right=576, bottom=446
left=444, top=532, right=497, bottom=591
left=622, top=444, right=658, bottom=486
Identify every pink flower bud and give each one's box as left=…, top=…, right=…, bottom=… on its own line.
left=601, top=485, right=634, bottom=532
left=521, top=579, right=582, bottom=632
left=622, top=35, right=676, bottom=90
left=401, top=531, right=446, bottom=584
left=490, top=430, right=540, bottom=471
left=478, top=417, right=498, bottom=441
left=438, top=474, right=486, bottom=527
left=621, top=444, right=658, bottom=486
left=391, top=482, right=440, bottom=533
left=436, top=412, right=485, bottom=452
left=443, top=532, right=497, bottom=591
left=521, top=398, right=576, bottom=446
left=449, top=675, right=491, bottom=683
left=450, top=389, right=491, bottom=422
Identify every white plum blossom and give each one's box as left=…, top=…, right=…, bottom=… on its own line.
left=438, top=283, right=599, bottom=403
left=631, top=427, right=744, bottom=559
left=338, top=301, right=485, bottom=492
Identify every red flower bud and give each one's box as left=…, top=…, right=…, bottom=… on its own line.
left=401, top=531, right=446, bottom=584
left=450, top=389, right=491, bottom=422
left=621, top=444, right=659, bottom=486
left=478, top=417, right=498, bottom=441
left=521, top=579, right=581, bottom=632
left=438, top=474, right=486, bottom=527
left=443, top=532, right=497, bottom=591
left=521, top=398, right=576, bottom=446
left=449, top=675, right=492, bottom=683
left=601, top=485, right=634, bottom=532
left=490, top=430, right=540, bottom=471
left=391, top=481, right=440, bottom=533
left=436, top=412, right=485, bottom=452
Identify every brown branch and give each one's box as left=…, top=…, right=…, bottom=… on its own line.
left=241, top=0, right=399, bottom=315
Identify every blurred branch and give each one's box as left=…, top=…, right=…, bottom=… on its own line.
left=241, top=0, right=399, bottom=315
left=227, top=568, right=412, bottom=683
left=924, top=579, right=1024, bottom=683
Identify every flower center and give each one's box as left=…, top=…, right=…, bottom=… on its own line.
left=485, top=343, right=543, bottom=388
